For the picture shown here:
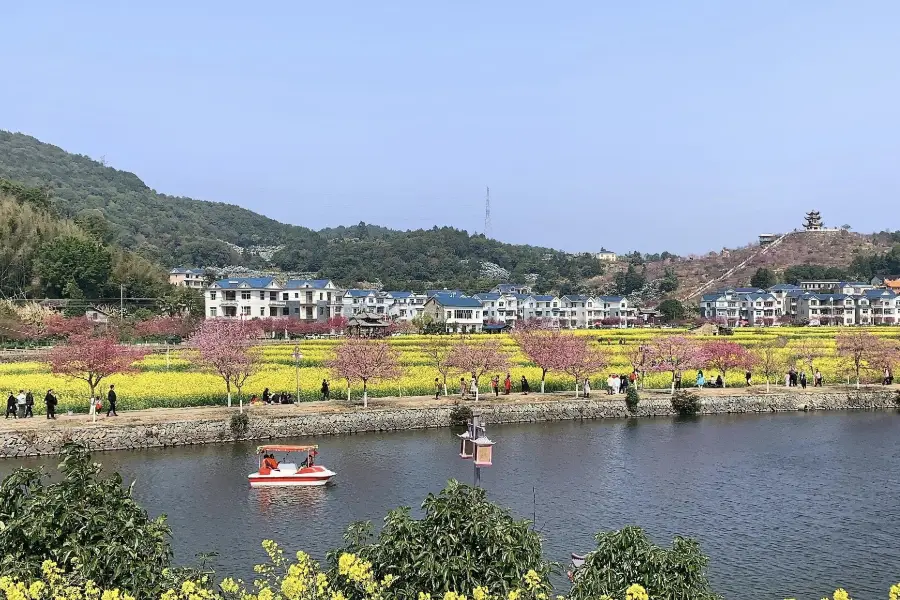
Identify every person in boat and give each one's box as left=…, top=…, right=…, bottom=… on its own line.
left=300, top=449, right=318, bottom=468
left=263, top=454, right=279, bottom=470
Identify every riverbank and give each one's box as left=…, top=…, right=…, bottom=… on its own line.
left=1, top=387, right=897, bottom=456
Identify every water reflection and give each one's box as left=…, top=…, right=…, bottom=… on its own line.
left=252, top=486, right=330, bottom=515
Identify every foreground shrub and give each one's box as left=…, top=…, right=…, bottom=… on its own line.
left=328, top=480, right=550, bottom=599
left=625, top=387, right=640, bottom=413
left=448, top=401, right=473, bottom=427
left=671, top=390, right=701, bottom=416
left=568, top=526, right=720, bottom=600
left=0, top=443, right=173, bottom=598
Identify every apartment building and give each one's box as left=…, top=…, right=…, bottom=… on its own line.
left=866, top=289, right=899, bottom=324
left=206, top=277, right=285, bottom=319
left=205, top=278, right=342, bottom=321
left=386, top=291, right=426, bottom=321
left=423, top=293, right=483, bottom=333
left=520, top=294, right=561, bottom=324
left=284, top=279, right=343, bottom=321
left=489, top=283, right=533, bottom=295
left=169, top=268, right=206, bottom=289
left=474, top=292, right=527, bottom=324
left=559, top=295, right=591, bottom=328
left=342, top=290, right=386, bottom=316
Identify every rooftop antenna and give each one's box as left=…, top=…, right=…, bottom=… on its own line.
left=484, top=186, right=491, bottom=238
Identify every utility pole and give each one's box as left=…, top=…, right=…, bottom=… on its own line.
left=120, top=284, right=125, bottom=316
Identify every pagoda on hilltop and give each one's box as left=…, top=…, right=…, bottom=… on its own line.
left=803, top=210, right=824, bottom=231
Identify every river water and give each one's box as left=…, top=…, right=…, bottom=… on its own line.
left=3, top=411, right=899, bottom=599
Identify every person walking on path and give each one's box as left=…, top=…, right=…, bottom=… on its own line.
left=434, top=377, right=441, bottom=400
left=674, top=372, right=682, bottom=390
left=696, top=370, right=706, bottom=389
left=44, top=389, right=57, bottom=420
left=321, top=379, right=330, bottom=400
left=469, top=377, right=478, bottom=399
left=15, top=390, right=26, bottom=418
left=745, top=370, right=752, bottom=386
left=106, top=385, right=118, bottom=417
left=800, top=371, right=807, bottom=389
left=24, top=390, right=34, bottom=418
left=263, top=388, right=271, bottom=404
left=491, top=375, right=500, bottom=397
left=504, top=373, right=511, bottom=395
left=520, top=376, right=530, bottom=395
left=583, top=378, right=591, bottom=398
left=5, top=392, right=16, bottom=419
left=814, top=369, right=823, bottom=387
left=460, top=377, right=467, bottom=398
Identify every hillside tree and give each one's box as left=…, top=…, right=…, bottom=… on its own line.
left=750, top=268, right=776, bottom=289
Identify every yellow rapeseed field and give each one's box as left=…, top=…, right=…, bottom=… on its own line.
left=0, top=328, right=895, bottom=414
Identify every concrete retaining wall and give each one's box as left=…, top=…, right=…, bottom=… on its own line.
left=1, top=391, right=897, bottom=457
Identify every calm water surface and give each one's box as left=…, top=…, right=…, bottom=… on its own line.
left=3, top=411, right=899, bottom=599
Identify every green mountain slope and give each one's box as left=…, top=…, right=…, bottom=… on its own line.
left=0, top=131, right=603, bottom=292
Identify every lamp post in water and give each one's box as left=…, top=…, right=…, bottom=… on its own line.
left=457, top=414, right=495, bottom=487
left=292, top=346, right=303, bottom=401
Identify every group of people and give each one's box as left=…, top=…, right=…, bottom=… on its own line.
left=448, top=373, right=531, bottom=400
left=784, top=367, right=822, bottom=389
left=253, top=388, right=296, bottom=405
left=604, top=372, right=637, bottom=395
left=5, top=389, right=59, bottom=419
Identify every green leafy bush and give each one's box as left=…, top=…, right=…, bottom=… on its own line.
left=230, top=412, right=250, bottom=437
left=671, top=390, right=701, bottom=416
left=0, top=443, right=173, bottom=598
left=448, top=401, right=473, bottom=427
left=568, top=526, right=721, bottom=600
left=328, top=480, right=551, bottom=599
left=625, top=387, right=640, bottom=412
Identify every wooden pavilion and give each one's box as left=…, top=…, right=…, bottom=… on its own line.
left=345, top=311, right=392, bottom=337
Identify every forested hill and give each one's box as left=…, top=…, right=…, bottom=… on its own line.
left=0, top=131, right=603, bottom=292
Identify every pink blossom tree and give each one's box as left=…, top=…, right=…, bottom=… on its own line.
left=423, top=337, right=455, bottom=396
left=753, top=336, right=788, bottom=393
left=555, top=335, right=608, bottom=396
left=446, top=338, right=511, bottom=400
left=326, top=338, right=402, bottom=407
left=48, top=334, right=148, bottom=402
left=624, top=344, right=649, bottom=389
left=188, top=319, right=262, bottom=410
left=645, top=335, right=703, bottom=393
left=870, top=338, right=900, bottom=383
left=513, top=326, right=566, bottom=393
left=790, top=338, right=825, bottom=377
left=836, top=330, right=881, bottom=388
left=699, top=340, right=757, bottom=387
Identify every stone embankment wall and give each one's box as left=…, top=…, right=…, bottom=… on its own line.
left=2, top=391, right=897, bottom=457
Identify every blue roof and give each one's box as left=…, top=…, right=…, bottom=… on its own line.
left=474, top=293, right=501, bottom=301
left=483, top=323, right=510, bottom=330
left=429, top=293, right=482, bottom=308
left=386, top=291, right=412, bottom=298
left=345, top=289, right=374, bottom=298
left=596, top=296, right=624, bottom=302
left=864, top=289, right=897, bottom=298
left=213, top=277, right=274, bottom=289
left=733, top=287, right=765, bottom=293
left=284, top=279, right=332, bottom=289
left=808, top=293, right=849, bottom=301
left=532, top=295, right=557, bottom=301
left=745, top=293, right=775, bottom=301
left=563, top=295, right=589, bottom=302
left=426, top=289, right=463, bottom=298
left=768, top=284, right=801, bottom=291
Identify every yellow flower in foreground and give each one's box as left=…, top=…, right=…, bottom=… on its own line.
left=625, top=583, right=649, bottom=600
left=890, top=583, right=900, bottom=600
left=523, top=570, right=542, bottom=591
left=832, top=589, right=851, bottom=600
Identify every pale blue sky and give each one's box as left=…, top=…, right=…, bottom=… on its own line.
left=2, top=1, right=899, bottom=254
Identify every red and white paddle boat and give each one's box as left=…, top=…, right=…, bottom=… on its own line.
left=248, top=444, right=336, bottom=488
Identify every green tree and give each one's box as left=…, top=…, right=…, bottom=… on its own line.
left=658, top=268, right=679, bottom=293
left=569, top=526, right=720, bottom=600
left=749, top=268, right=776, bottom=289
left=658, top=298, right=686, bottom=323
left=0, top=444, right=173, bottom=598
left=35, top=236, right=112, bottom=298
left=328, top=480, right=550, bottom=599
left=614, top=264, right=647, bottom=296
